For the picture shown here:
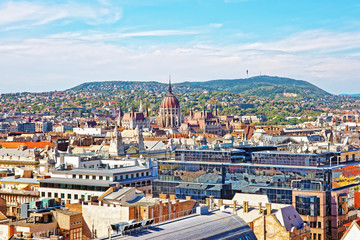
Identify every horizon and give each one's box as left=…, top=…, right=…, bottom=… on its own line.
left=0, top=75, right=338, bottom=95
left=1, top=0, right=360, bottom=94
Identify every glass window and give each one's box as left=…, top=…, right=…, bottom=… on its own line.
left=61, top=193, right=65, bottom=198
left=48, top=192, right=52, bottom=197
left=99, top=176, right=103, bottom=180
left=41, top=192, right=45, bottom=197
left=74, top=194, right=78, bottom=199
left=106, top=176, right=110, bottom=180
left=295, top=195, right=320, bottom=216
left=68, top=194, right=71, bottom=199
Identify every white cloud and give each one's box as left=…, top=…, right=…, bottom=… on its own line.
left=0, top=1, right=121, bottom=28
left=0, top=30, right=360, bottom=94
left=48, top=29, right=199, bottom=42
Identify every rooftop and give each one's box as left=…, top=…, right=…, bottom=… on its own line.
left=53, top=166, right=150, bottom=176
left=0, top=177, right=39, bottom=184
left=107, top=210, right=256, bottom=240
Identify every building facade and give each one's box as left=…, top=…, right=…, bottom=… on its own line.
left=153, top=148, right=360, bottom=240
left=39, top=166, right=156, bottom=203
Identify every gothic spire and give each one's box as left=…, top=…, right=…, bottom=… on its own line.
left=168, top=75, right=172, bottom=93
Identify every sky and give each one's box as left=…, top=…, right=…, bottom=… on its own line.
left=1, top=0, right=360, bottom=94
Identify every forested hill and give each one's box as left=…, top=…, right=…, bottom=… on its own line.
left=69, top=75, right=331, bottom=99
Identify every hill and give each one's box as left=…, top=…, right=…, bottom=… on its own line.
left=68, top=75, right=331, bottom=99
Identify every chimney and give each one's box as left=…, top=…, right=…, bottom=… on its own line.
left=243, top=201, right=249, bottom=213
left=258, top=202, right=262, bottom=214
left=218, top=199, right=223, bottom=208
left=266, top=203, right=271, bottom=215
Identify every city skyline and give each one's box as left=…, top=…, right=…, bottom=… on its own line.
left=1, top=0, right=360, bottom=94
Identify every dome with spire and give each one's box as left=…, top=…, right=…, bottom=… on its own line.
left=157, top=77, right=182, bottom=128
left=160, top=80, right=180, bottom=109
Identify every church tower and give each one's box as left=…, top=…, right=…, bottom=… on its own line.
left=109, top=125, right=125, bottom=156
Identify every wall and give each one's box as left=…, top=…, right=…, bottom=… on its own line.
left=252, top=214, right=310, bottom=240
left=82, top=204, right=129, bottom=238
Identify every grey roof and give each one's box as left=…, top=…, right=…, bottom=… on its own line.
left=275, top=205, right=306, bottom=231
left=109, top=210, right=257, bottom=240
left=39, top=177, right=113, bottom=187
left=39, top=176, right=155, bottom=187
left=176, top=183, right=223, bottom=191
left=104, top=187, right=133, bottom=200
left=0, top=177, right=39, bottom=184
left=0, top=148, right=35, bottom=158
left=53, top=166, right=150, bottom=176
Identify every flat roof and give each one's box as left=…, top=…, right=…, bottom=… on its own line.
left=253, top=150, right=333, bottom=156
left=0, top=177, right=39, bottom=184
left=39, top=178, right=113, bottom=187
left=39, top=176, right=155, bottom=187
left=53, top=166, right=150, bottom=176
left=175, top=149, right=245, bottom=153
left=158, top=160, right=359, bottom=170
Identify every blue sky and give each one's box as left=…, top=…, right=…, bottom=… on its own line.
left=1, top=0, right=360, bottom=94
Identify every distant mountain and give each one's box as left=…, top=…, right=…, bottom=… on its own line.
left=69, top=75, right=331, bottom=99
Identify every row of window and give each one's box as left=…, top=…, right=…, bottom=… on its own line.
left=41, top=181, right=153, bottom=199
left=72, top=174, right=110, bottom=180
left=309, top=221, right=321, bottom=228
left=41, top=192, right=92, bottom=201
left=311, top=233, right=321, bottom=240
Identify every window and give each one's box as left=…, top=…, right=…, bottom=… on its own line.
left=106, top=176, right=110, bottom=180
left=73, top=174, right=76, bottom=178
left=86, top=175, right=89, bottom=179
left=295, top=195, right=320, bottom=216
left=61, top=193, right=65, bottom=198
left=79, top=175, right=83, bottom=179
left=318, top=222, right=321, bottom=228
left=41, top=192, right=45, bottom=197
left=99, top=176, right=103, bottom=180
left=88, top=195, right=91, bottom=200
left=54, top=193, right=58, bottom=198
left=68, top=194, right=72, bottom=199
left=81, top=195, right=85, bottom=199
left=74, top=194, right=78, bottom=199
left=48, top=192, right=52, bottom=197
left=92, top=176, right=96, bottom=179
